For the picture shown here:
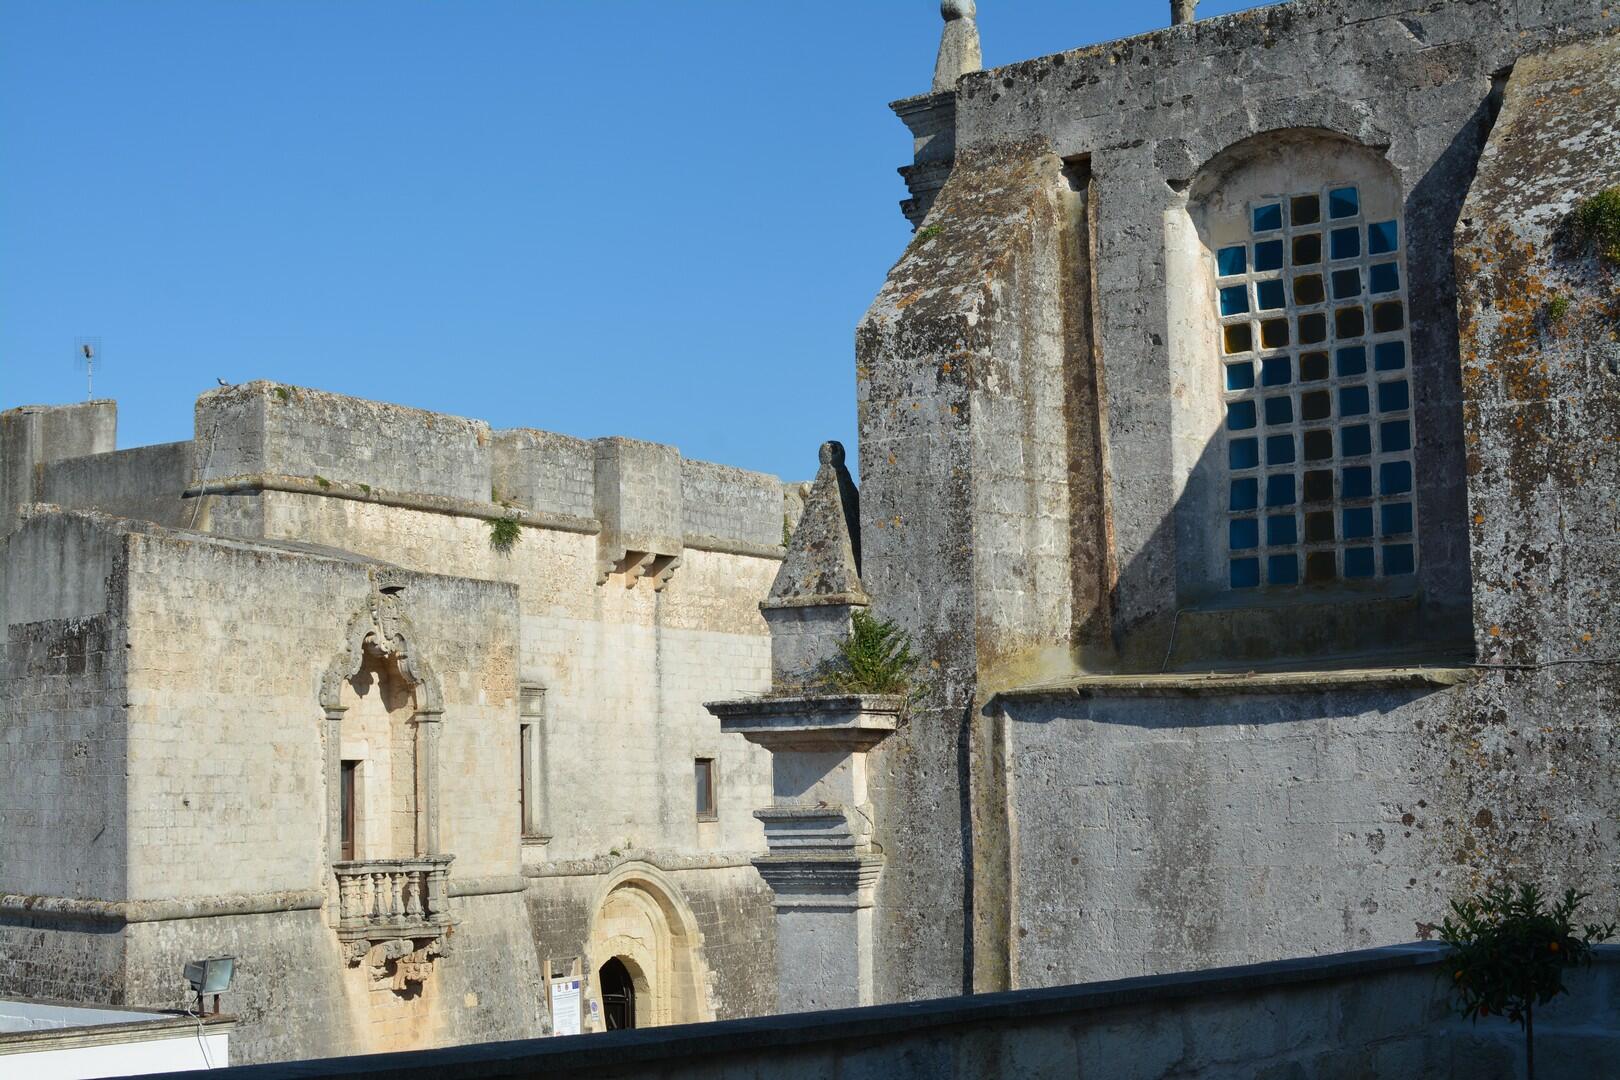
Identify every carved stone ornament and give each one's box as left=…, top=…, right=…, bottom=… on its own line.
left=319, top=579, right=445, bottom=714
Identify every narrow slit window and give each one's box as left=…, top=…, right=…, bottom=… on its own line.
left=695, top=758, right=717, bottom=821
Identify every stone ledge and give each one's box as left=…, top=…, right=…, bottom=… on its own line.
left=521, top=851, right=758, bottom=880
left=996, top=666, right=1474, bottom=701
left=446, top=875, right=528, bottom=898
left=705, top=694, right=904, bottom=718
left=0, top=1013, right=234, bottom=1054
left=185, top=473, right=601, bottom=534
left=681, top=532, right=785, bottom=562
left=0, top=889, right=325, bottom=926
left=182, top=475, right=786, bottom=560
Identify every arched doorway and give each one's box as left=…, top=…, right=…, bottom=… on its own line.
left=584, top=863, right=713, bottom=1028
left=598, top=957, right=636, bottom=1030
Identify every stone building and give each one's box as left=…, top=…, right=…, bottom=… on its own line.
left=712, top=0, right=1620, bottom=1013
left=0, top=382, right=790, bottom=1062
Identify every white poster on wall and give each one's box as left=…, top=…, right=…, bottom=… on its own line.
left=551, top=977, right=582, bottom=1036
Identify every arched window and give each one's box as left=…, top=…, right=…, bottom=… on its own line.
left=1199, top=146, right=1417, bottom=590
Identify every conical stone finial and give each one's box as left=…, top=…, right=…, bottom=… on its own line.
left=761, top=441, right=867, bottom=687
left=933, top=0, right=982, bottom=93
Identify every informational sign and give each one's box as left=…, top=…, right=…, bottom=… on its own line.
left=550, top=977, right=582, bottom=1036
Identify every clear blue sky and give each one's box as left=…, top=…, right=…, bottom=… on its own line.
left=1, top=0, right=1273, bottom=480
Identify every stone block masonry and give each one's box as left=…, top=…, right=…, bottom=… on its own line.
left=1, top=380, right=789, bottom=1062
left=859, top=0, right=1620, bottom=1007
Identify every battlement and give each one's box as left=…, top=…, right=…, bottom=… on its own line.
left=4, top=382, right=790, bottom=562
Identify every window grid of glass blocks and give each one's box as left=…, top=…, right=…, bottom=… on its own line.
left=1215, top=184, right=1418, bottom=590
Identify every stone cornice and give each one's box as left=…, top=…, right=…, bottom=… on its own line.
left=994, top=666, right=1473, bottom=702
left=0, top=889, right=325, bottom=926
left=182, top=474, right=785, bottom=561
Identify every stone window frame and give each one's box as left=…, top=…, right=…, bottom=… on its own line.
left=1212, top=179, right=1419, bottom=591
left=694, top=757, right=718, bottom=822
left=519, top=684, right=547, bottom=841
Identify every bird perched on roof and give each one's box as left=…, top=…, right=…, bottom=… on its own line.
left=217, top=378, right=229, bottom=387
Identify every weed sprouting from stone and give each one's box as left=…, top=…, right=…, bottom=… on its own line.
left=489, top=515, right=521, bottom=553
left=1572, top=187, right=1620, bottom=265
left=824, top=610, right=921, bottom=697
left=1545, top=295, right=1571, bottom=323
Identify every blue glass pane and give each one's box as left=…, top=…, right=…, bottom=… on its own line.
left=1380, top=460, right=1413, bottom=495
left=1230, top=518, right=1259, bottom=550
left=1227, top=401, right=1257, bottom=430
left=1329, top=187, right=1360, bottom=219
left=1374, top=340, right=1407, bottom=371
left=1336, top=346, right=1367, bottom=377
left=1231, top=557, right=1261, bottom=589
left=1378, top=380, right=1411, bottom=412
left=1261, top=356, right=1291, bottom=387
left=1256, top=279, right=1286, bottom=310
left=1383, top=543, right=1416, bottom=576
left=1382, top=502, right=1414, bottom=536
left=1266, top=473, right=1296, bottom=507
left=1341, top=424, right=1372, bottom=456
left=1332, top=268, right=1362, bottom=299
left=1343, top=507, right=1374, bottom=539
left=1220, top=285, right=1250, bottom=316
left=1381, top=420, right=1411, bottom=453
left=1339, top=385, right=1370, bottom=416
left=1266, top=514, right=1298, bottom=546
left=1266, top=434, right=1296, bottom=466
left=1368, top=220, right=1399, bottom=254
left=1343, top=466, right=1373, bottom=499
left=1345, top=547, right=1376, bottom=578
left=1230, top=438, right=1259, bottom=469
left=1264, top=396, right=1293, bottom=426
left=1268, top=554, right=1299, bottom=585
left=1254, top=240, right=1284, bottom=272
left=1226, top=362, right=1255, bottom=391
left=1369, top=262, right=1400, bottom=294
left=1330, top=227, right=1361, bottom=260
left=1230, top=477, right=1259, bottom=512
left=1217, top=245, right=1247, bottom=276
left=1253, top=203, right=1283, bottom=233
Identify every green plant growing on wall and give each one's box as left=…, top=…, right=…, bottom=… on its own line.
left=782, top=514, right=793, bottom=547
left=1437, top=881, right=1616, bottom=1080
left=1545, top=295, right=1571, bottom=324
left=489, top=515, right=522, bottom=554
left=273, top=386, right=291, bottom=403
left=1571, top=186, right=1620, bottom=266
left=824, top=610, right=922, bottom=699
left=314, top=475, right=331, bottom=490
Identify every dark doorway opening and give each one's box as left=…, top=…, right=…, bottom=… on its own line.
left=599, top=957, right=635, bottom=1030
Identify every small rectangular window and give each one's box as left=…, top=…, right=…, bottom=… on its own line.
left=694, top=758, right=717, bottom=821
left=340, top=760, right=358, bottom=862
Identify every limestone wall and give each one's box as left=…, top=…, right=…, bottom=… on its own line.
left=39, top=442, right=194, bottom=531
left=0, top=511, right=130, bottom=903
left=1000, top=672, right=1620, bottom=984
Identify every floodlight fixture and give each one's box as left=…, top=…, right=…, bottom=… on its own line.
left=184, top=955, right=235, bottom=1016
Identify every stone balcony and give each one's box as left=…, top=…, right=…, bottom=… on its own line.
left=332, top=855, right=454, bottom=971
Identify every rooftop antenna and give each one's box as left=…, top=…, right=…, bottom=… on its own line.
left=74, top=337, right=102, bottom=401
